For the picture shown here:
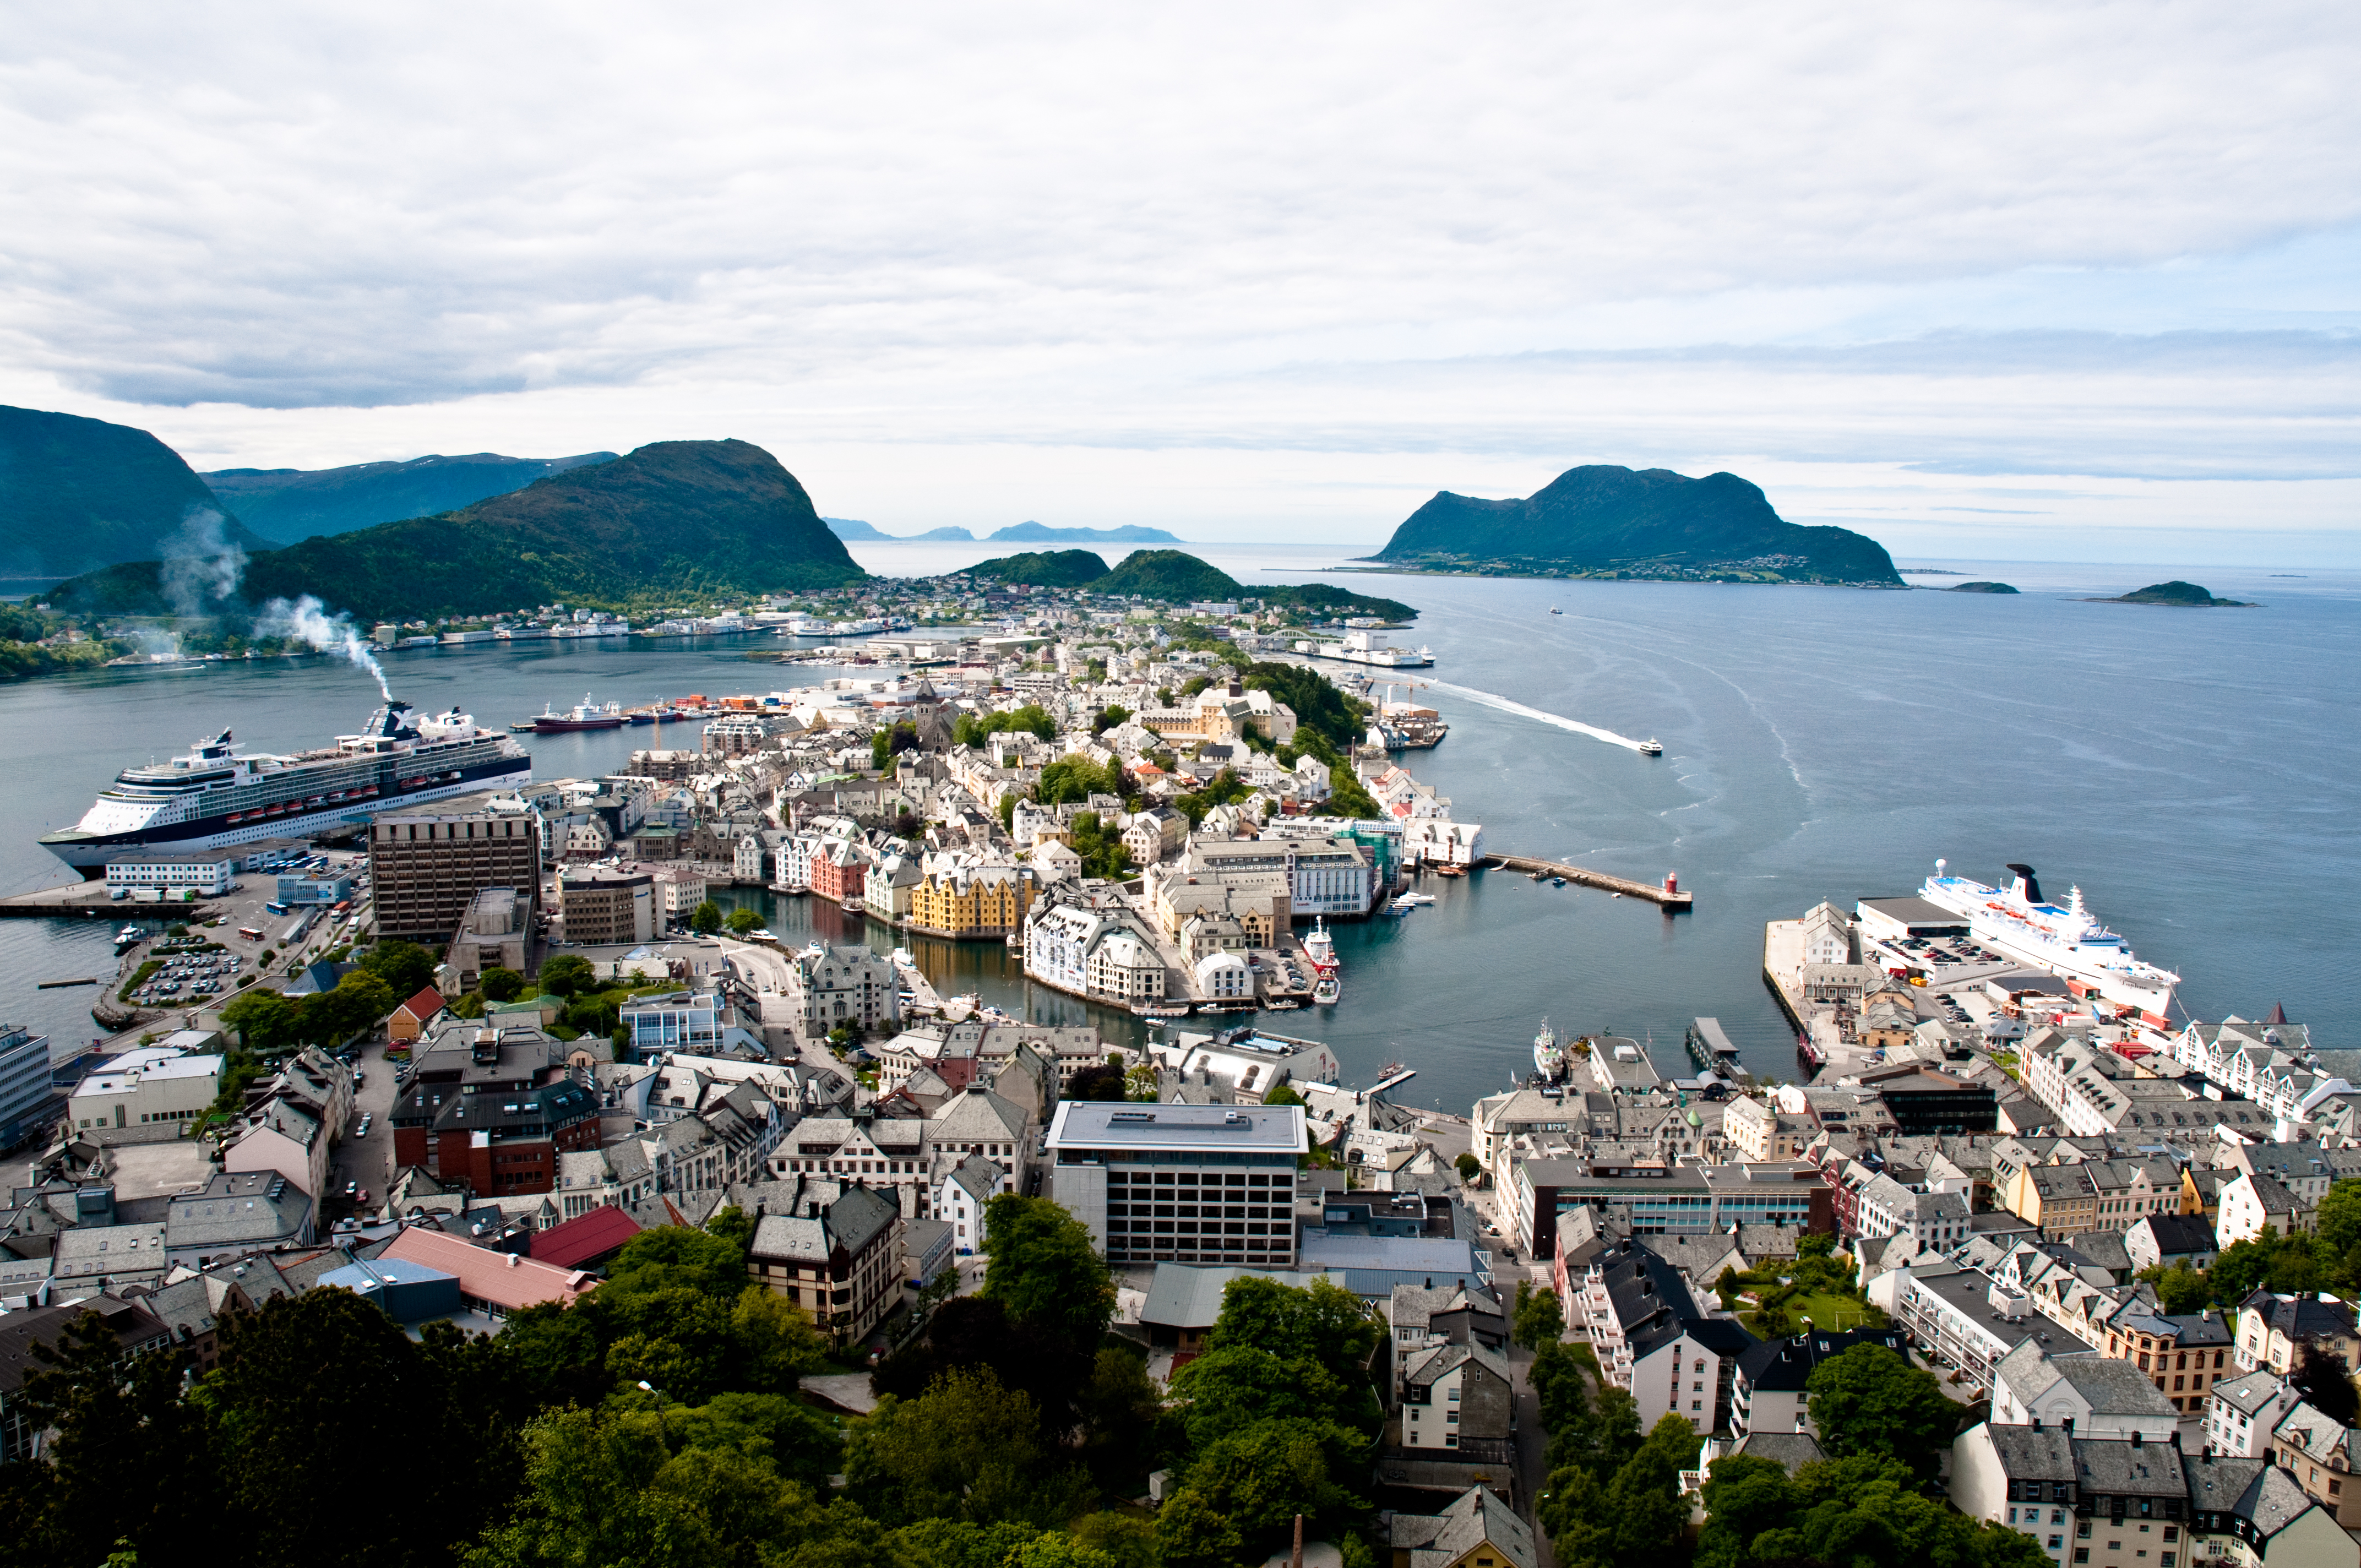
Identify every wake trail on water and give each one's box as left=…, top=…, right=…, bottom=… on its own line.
left=1421, top=679, right=1646, bottom=752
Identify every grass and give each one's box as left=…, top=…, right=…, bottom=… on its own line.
left=1788, top=1294, right=1883, bottom=1333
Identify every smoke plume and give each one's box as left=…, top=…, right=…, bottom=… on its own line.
left=254, top=594, right=393, bottom=699
left=159, top=507, right=248, bottom=621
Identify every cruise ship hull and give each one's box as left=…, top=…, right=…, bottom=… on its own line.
left=1918, top=866, right=2178, bottom=1021
left=40, top=753, right=531, bottom=876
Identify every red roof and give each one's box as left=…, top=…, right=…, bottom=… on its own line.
left=529, top=1204, right=642, bottom=1269
left=380, top=1227, right=595, bottom=1312
left=396, top=987, right=445, bottom=1021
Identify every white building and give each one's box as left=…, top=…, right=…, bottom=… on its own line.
left=2205, top=1368, right=2303, bottom=1458
left=2216, top=1170, right=2311, bottom=1250
left=1193, top=949, right=1252, bottom=1001
left=104, top=853, right=237, bottom=897
left=1045, top=1100, right=1306, bottom=1268
left=67, top=1049, right=223, bottom=1139
left=937, top=1152, right=1009, bottom=1253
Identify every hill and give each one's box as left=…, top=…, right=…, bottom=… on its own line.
left=991, top=521, right=1182, bottom=544
left=1369, top=464, right=1902, bottom=585
left=55, top=439, right=863, bottom=622
left=203, top=451, right=616, bottom=543
left=967, top=549, right=1111, bottom=587
left=1949, top=581, right=2019, bottom=594
left=2097, top=580, right=2253, bottom=607
left=1092, top=550, right=1417, bottom=619
left=0, top=405, right=270, bottom=579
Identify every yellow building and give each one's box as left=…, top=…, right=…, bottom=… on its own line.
left=908, top=864, right=1037, bottom=940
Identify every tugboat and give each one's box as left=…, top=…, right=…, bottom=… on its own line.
left=1532, top=1019, right=1565, bottom=1080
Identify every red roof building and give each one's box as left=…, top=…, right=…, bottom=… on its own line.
left=529, top=1204, right=642, bottom=1271
left=390, top=987, right=447, bottom=1043
left=380, top=1226, right=595, bottom=1316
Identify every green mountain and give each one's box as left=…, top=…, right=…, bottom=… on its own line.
left=0, top=405, right=270, bottom=579
left=203, top=451, right=616, bottom=544
left=2099, top=580, right=2251, bottom=607
left=991, top=521, right=1182, bottom=543
left=1091, top=549, right=1417, bottom=619
left=56, top=439, right=863, bottom=622
left=1369, top=464, right=1902, bottom=585
left=969, top=549, right=1111, bottom=587
left=824, top=517, right=888, bottom=540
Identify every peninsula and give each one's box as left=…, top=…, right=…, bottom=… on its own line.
left=1366, top=463, right=1903, bottom=586
left=966, top=547, right=1420, bottom=620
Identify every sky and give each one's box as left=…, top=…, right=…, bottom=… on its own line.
left=3, top=3, right=2359, bottom=563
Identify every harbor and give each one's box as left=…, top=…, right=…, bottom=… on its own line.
left=1477, top=853, right=1691, bottom=907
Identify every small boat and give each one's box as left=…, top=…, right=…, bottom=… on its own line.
left=1397, top=891, right=1435, bottom=907
left=1639, top=738, right=1663, bottom=755
left=508, top=720, right=539, bottom=733
left=1551, top=876, right=1566, bottom=888
left=1548, top=607, right=1563, bottom=616
left=1265, top=999, right=1302, bottom=1011
left=1312, top=973, right=1340, bottom=1005
left=1528, top=869, right=1545, bottom=882
left=1303, top=919, right=1336, bottom=972
left=1435, top=864, right=1465, bottom=878
left=1533, top=1018, right=1565, bottom=1080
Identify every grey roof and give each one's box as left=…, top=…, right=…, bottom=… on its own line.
left=1729, top=1431, right=1827, bottom=1474
left=2186, top=1454, right=2323, bottom=1540
left=1737, top=1328, right=1912, bottom=1393
left=2128, top=1212, right=2217, bottom=1257
left=1399, top=1485, right=1536, bottom=1568
left=1982, top=1422, right=2077, bottom=1482
left=1389, top=1282, right=1504, bottom=1335
left=1299, top=1234, right=1485, bottom=1276
left=1047, top=1099, right=1307, bottom=1155
left=747, top=1180, right=899, bottom=1265
left=943, top=1153, right=1002, bottom=1205
left=164, top=1171, right=312, bottom=1252
left=52, top=1222, right=169, bottom=1283
left=1402, top=1338, right=1512, bottom=1391
left=1141, top=1263, right=1356, bottom=1329
left=2240, top=1288, right=2359, bottom=1341
left=2071, top=1435, right=2187, bottom=1498
left=1995, top=1344, right=2178, bottom=1419
left=2206, top=1367, right=2291, bottom=1419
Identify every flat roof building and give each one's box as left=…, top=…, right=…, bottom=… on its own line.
left=369, top=796, right=541, bottom=941
left=1046, top=1100, right=1309, bottom=1270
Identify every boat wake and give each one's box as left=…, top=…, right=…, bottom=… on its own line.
left=1422, top=679, right=1647, bottom=753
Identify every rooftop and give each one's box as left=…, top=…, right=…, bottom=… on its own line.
left=1047, top=1100, right=1308, bottom=1155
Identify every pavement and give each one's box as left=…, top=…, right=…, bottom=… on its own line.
left=327, top=1038, right=401, bottom=1210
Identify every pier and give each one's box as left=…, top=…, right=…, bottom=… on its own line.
left=1477, top=855, right=1692, bottom=908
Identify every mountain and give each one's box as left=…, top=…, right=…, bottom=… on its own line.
left=203, top=451, right=617, bottom=543
left=2097, top=580, right=2253, bottom=607
left=1369, top=464, right=1902, bottom=585
left=0, top=405, right=270, bottom=579
left=968, top=549, right=1111, bottom=587
left=55, top=439, right=863, bottom=622
left=824, top=518, right=889, bottom=540
left=989, top=521, right=1182, bottom=544
left=909, top=526, right=977, bottom=541
left=1091, top=549, right=1417, bottom=619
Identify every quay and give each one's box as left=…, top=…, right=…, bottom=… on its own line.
left=0, top=884, right=216, bottom=921
left=1476, top=854, right=1692, bottom=908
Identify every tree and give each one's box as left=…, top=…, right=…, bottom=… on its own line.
left=538, top=952, right=596, bottom=998
left=480, top=966, right=527, bottom=1003
left=1805, top=1343, right=1960, bottom=1478
left=1167, top=1345, right=1358, bottom=1450
left=1205, top=1276, right=1381, bottom=1388
left=1454, top=1151, right=1481, bottom=1184
left=2293, top=1343, right=2361, bottom=1425
left=356, top=938, right=437, bottom=999
left=1513, top=1282, right=1565, bottom=1350
left=725, top=907, right=763, bottom=935
left=2317, top=1179, right=2361, bottom=1257
left=2137, top=1261, right=2212, bottom=1315
left=220, top=987, right=303, bottom=1053
left=690, top=900, right=723, bottom=935
left=980, top=1195, right=1117, bottom=1351
left=1063, top=1064, right=1128, bottom=1101
left=845, top=1368, right=1086, bottom=1528
left=1177, top=1419, right=1365, bottom=1555
left=1261, top=1082, right=1305, bottom=1107
left=1091, top=705, right=1131, bottom=735
left=1528, top=1338, right=1591, bottom=1445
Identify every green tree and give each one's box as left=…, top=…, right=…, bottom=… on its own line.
left=1528, top=1338, right=1592, bottom=1446
left=2137, top=1260, right=2213, bottom=1315
left=1154, top=1487, right=1245, bottom=1568
left=1601, top=1413, right=1695, bottom=1566
left=725, top=907, right=763, bottom=935
left=1454, top=1151, right=1481, bottom=1184
left=1166, top=1344, right=1358, bottom=1450
left=1177, top=1419, right=1365, bottom=1556
left=220, top=987, right=304, bottom=1053
left=1063, top=1063, right=1128, bottom=1101
left=356, top=938, right=437, bottom=999
left=479, top=966, right=527, bottom=1003
left=845, top=1368, right=1088, bottom=1528
left=537, top=952, right=596, bottom=998
left=1804, top=1343, right=1960, bottom=1478
left=2318, top=1179, right=2361, bottom=1257
left=1513, top=1282, right=1565, bottom=1350
left=981, top=1194, right=1117, bottom=1351
left=1205, top=1275, right=1381, bottom=1387
left=2294, top=1343, right=2361, bottom=1425
left=690, top=900, right=723, bottom=935
left=1091, top=705, right=1131, bottom=735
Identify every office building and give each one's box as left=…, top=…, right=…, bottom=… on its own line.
left=557, top=867, right=654, bottom=946
left=1045, top=1100, right=1308, bottom=1268
left=368, top=797, right=541, bottom=940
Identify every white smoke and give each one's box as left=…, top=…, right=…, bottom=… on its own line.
left=159, top=507, right=248, bottom=621
left=254, top=594, right=393, bottom=700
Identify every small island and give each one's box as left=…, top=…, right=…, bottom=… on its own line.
left=2091, top=580, right=2254, bottom=607
left=1948, top=581, right=2019, bottom=594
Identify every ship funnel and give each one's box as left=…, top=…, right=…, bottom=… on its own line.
left=2005, top=863, right=2043, bottom=904
left=1934, top=858, right=1945, bottom=877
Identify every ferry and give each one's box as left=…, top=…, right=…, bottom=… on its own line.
left=1638, top=738, right=1663, bottom=756
left=39, top=700, right=530, bottom=876
left=1917, top=859, right=2179, bottom=1021
left=1298, top=629, right=1436, bottom=668
left=1533, top=1019, right=1565, bottom=1080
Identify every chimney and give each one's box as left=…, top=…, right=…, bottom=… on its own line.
left=2131, top=1429, right=2143, bottom=1449
left=507, top=1252, right=522, bottom=1268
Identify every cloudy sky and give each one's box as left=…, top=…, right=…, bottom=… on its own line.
left=4, top=3, right=2358, bottom=561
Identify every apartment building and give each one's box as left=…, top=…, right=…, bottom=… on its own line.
left=746, top=1179, right=905, bottom=1345
left=1045, top=1100, right=1308, bottom=1268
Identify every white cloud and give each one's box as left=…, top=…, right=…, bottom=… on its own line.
left=2, top=2, right=2359, bottom=556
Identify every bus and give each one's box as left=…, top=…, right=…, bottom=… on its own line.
left=264, top=901, right=291, bottom=917
left=236, top=926, right=265, bottom=943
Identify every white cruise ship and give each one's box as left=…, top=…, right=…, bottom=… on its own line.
left=39, top=700, right=532, bottom=876
left=1917, top=859, right=2179, bottom=1021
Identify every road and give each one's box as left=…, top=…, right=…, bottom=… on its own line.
left=1505, top=1342, right=1561, bottom=1568
left=327, top=1042, right=400, bottom=1211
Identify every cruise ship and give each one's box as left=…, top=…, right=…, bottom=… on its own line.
left=38, top=700, right=532, bottom=877
left=1917, top=859, right=2179, bottom=1021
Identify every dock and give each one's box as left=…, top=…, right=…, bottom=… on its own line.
left=1478, top=855, right=1692, bottom=908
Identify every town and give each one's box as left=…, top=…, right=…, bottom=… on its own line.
left=2, top=576, right=2355, bottom=1568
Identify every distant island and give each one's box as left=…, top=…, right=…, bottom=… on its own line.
left=205, top=451, right=617, bottom=544
left=55, top=439, right=864, bottom=622
left=0, top=404, right=270, bottom=578
left=824, top=520, right=979, bottom=541
left=990, top=521, right=1182, bottom=544
left=962, top=546, right=1415, bottom=619
left=1949, top=581, right=2019, bottom=594
left=1366, top=464, right=1903, bottom=586
left=2091, top=580, right=2254, bottom=607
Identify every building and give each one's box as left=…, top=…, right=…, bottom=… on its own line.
left=1025, top=900, right=1169, bottom=1004
left=621, top=990, right=722, bottom=1057
left=0, top=1297, right=172, bottom=1464
left=1989, top=1340, right=2180, bottom=1438
left=1400, top=1339, right=1515, bottom=1457
left=1729, top=1327, right=1913, bottom=1439
left=556, top=867, right=655, bottom=946
left=222, top=1097, right=329, bottom=1199
left=2269, top=1397, right=2361, bottom=1529
left=388, top=987, right=445, bottom=1044
left=2095, top=1306, right=2235, bottom=1413
left=2233, top=1289, right=2360, bottom=1375
left=66, top=1048, right=221, bottom=1141
left=1853, top=1170, right=1971, bottom=1251
left=908, top=862, right=1036, bottom=939
left=1387, top=1485, right=1537, bottom=1568
left=163, top=1170, right=314, bottom=1265
left=379, top=1226, right=596, bottom=1318
left=2205, top=1368, right=2303, bottom=1460
left=1176, top=836, right=1371, bottom=918
left=1045, top=1100, right=1308, bottom=1268
left=1877, top=1262, right=2090, bottom=1398
left=1193, top=949, right=1252, bottom=1001
left=746, top=1182, right=905, bottom=1344
left=1724, top=1096, right=1811, bottom=1162
left=368, top=801, right=542, bottom=941
left=0, top=1023, right=55, bottom=1150
left=2185, top=1453, right=2359, bottom=1568
left=2124, top=1212, right=2219, bottom=1278
left=1950, top=1425, right=2186, bottom=1568
left=2215, top=1172, right=2311, bottom=1250
left=810, top=841, right=866, bottom=906
left=445, top=887, right=531, bottom=990
left=937, top=1152, right=1009, bottom=1253
left=1575, top=1239, right=1758, bottom=1433
left=103, top=852, right=237, bottom=897
left=1507, top=1158, right=1832, bottom=1256
left=790, top=943, right=900, bottom=1036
